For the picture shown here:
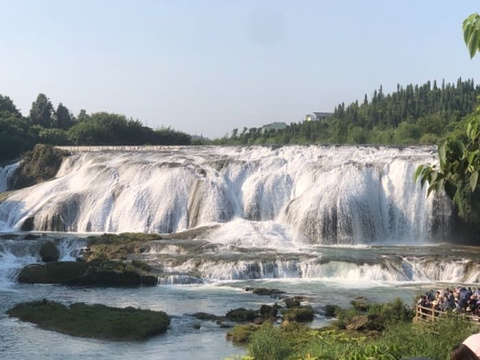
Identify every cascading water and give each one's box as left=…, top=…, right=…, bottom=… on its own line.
left=1, top=146, right=479, bottom=360
left=0, top=236, right=86, bottom=287
left=0, top=145, right=452, bottom=245
left=0, top=162, right=19, bottom=192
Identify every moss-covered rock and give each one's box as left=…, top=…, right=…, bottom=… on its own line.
left=84, top=233, right=164, bottom=261
left=191, top=312, right=222, bottom=322
left=12, top=144, right=70, bottom=189
left=259, top=304, right=278, bottom=318
left=226, top=324, right=259, bottom=343
left=39, top=241, right=60, bottom=262
left=245, top=287, right=285, bottom=297
left=324, top=304, right=342, bottom=318
left=7, top=299, right=170, bottom=341
left=226, top=308, right=259, bottom=322
left=17, top=261, right=157, bottom=287
left=281, top=306, right=315, bottom=322
left=283, top=297, right=301, bottom=308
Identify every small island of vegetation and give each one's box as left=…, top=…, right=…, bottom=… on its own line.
left=7, top=299, right=170, bottom=341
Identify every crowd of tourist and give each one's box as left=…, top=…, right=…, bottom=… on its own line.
left=417, top=286, right=480, bottom=316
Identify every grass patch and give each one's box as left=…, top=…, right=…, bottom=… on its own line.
left=242, top=299, right=478, bottom=360
left=7, top=299, right=170, bottom=341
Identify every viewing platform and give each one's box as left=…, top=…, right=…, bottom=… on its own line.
left=415, top=305, right=480, bottom=325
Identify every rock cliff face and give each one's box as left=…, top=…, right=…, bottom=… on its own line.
left=11, top=144, right=69, bottom=189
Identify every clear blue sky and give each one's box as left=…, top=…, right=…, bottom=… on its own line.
left=1, top=1, right=479, bottom=138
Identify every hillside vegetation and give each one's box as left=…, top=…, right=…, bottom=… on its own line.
left=215, top=78, right=479, bottom=146
left=0, top=94, right=191, bottom=164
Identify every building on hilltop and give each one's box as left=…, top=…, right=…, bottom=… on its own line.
left=304, top=112, right=333, bottom=122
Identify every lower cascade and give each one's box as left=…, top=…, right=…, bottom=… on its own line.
left=0, top=145, right=451, bottom=245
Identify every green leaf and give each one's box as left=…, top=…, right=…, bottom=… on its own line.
left=467, top=121, right=478, bottom=141
left=449, top=140, right=465, bottom=158
left=413, top=165, right=424, bottom=182
left=438, top=142, right=446, bottom=167
left=470, top=171, right=478, bottom=191
left=468, top=25, right=480, bottom=58
left=467, top=151, right=476, bottom=165
left=444, top=181, right=457, bottom=199
left=436, top=178, right=445, bottom=192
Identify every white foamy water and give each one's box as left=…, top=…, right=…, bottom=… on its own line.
left=0, top=162, right=19, bottom=192
left=0, top=237, right=86, bottom=288
left=0, top=146, right=452, bottom=245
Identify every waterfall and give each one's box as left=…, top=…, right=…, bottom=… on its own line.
left=0, top=236, right=86, bottom=287
left=0, top=145, right=451, bottom=245
left=0, top=163, right=19, bottom=192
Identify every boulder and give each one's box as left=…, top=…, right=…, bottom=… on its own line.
left=17, top=261, right=157, bottom=287
left=77, top=268, right=142, bottom=286
left=191, top=312, right=222, bottom=322
left=245, top=287, right=285, bottom=297
left=346, top=315, right=369, bottom=331
left=18, top=262, right=89, bottom=284
left=20, top=217, right=35, bottom=231
left=226, top=324, right=258, bottom=343
left=12, top=144, right=70, bottom=190
left=39, top=241, right=60, bottom=262
left=281, top=306, right=315, bottom=322
left=141, top=274, right=158, bottom=286
left=324, top=304, right=341, bottom=318
left=283, top=297, right=301, bottom=308
left=226, top=308, right=259, bottom=322
left=259, top=304, right=278, bottom=318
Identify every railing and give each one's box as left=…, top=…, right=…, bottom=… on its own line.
left=415, top=305, right=480, bottom=325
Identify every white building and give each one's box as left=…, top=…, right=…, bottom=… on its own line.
left=304, top=112, right=333, bottom=122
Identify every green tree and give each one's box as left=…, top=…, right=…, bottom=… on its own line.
left=29, top=93, right=54, bottom=128
left=416, top=12, right=480, bottom=226
left=0, top=95, right=21, bottom=117
left=54, top=103, right=74, bottom=129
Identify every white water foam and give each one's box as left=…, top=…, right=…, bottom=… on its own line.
left=0, top=162, right=19, bottom=192
left=0, top=146, right=450, bottom=245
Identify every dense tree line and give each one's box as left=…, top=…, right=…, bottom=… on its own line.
left=0, top=93, right=191, bottom=164
left=214, top=78, right=480, bottom=146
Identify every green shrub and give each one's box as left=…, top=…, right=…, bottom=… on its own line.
left=227, top=325, right=258, bottom=344
left=247, top=322, right=291, bottom=360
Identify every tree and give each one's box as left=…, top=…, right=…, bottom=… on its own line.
left=415, top=12, right=480, bottom=225
left=0, top=95, right=21, bottom=117
left=29, top=93, right=54, bottom=128
left=54, top=103, right=74, bottom=129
